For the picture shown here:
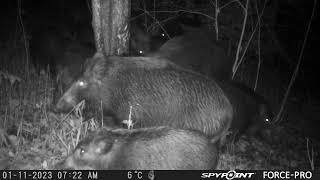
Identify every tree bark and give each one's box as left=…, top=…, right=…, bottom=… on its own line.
left=92, top=0, right=131, bottom=56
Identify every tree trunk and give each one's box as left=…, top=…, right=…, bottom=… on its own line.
left=92, top=0, right=131, bottom=56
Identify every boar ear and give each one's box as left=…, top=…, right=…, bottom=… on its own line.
left=83, top=53, right=106, bottom=84
left=95, top=129, right=116, bottom=154
left=84, top=52, right=103, bottom=70
left=95, top=141, right=107, bottom=154
left=95, top=138, right=115, bottom=155
left=93, top=52, right=104, bottom=59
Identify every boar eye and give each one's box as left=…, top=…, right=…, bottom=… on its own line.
left=139, top=50, right=143, bottom=55
left=78, top=80, right=86, bottom=87
left=79, top=147, right=86, bottom=157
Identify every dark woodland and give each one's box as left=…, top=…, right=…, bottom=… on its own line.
left=0, top=0, right=319, bottom=170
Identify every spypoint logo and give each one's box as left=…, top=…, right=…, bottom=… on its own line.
left=201, top=170, right=255, bottom=179
left=148, top=170, right=155, bottom=180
